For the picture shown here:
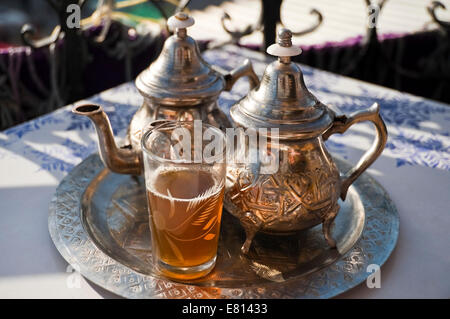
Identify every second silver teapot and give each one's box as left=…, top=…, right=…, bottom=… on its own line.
left=225, top=29, right=388, bottom=254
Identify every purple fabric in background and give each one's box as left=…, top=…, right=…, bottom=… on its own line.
left=0, top=22, right=165, bottom=130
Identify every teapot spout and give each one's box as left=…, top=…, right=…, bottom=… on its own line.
left=72, top=104, right=142, bottom=175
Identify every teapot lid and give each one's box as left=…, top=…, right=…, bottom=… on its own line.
left=135, top=12, right=225, bottom=107
left=230, top=29, right=334, bottom=139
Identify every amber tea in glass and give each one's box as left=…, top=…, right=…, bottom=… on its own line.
left=142, top=121, right=226, bottom=280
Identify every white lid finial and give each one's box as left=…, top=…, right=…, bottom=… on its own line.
left=267, top=28, right=302, bottom=57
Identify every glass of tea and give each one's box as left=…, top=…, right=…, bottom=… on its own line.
left=141, top=121, right=226, bottom=281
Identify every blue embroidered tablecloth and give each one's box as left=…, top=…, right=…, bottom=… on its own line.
left=0, top=45, right=449, bottom=298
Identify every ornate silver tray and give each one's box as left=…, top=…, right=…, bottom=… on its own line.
left=48, top=154, right=399, bottom=298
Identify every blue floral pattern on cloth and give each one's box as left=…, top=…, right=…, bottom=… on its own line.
left=0, top=45, right=449, bottom=173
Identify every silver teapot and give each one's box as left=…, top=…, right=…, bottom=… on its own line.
left=73, top=12, right=259, bottom=175
left=225, top=29, right=388, bottom=254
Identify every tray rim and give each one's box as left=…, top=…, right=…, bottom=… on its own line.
left=48, top=153, right=399, bottom=299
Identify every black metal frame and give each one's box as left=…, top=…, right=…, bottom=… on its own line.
left=21, top=0, right=88, bottom=102
left=0, top=0, right=171, bottom=129
left=6, top=0, right=450, bottom=128
left=219, top=0, right=323, bottom=51
left=17, top=0, right=182, bottom=105
left=340, top=0, right=450, bottom=100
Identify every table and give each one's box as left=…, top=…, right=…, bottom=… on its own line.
left=0, top=45, right=449, bottom=298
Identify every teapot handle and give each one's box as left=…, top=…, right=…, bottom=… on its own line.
left=323, top=103, right=388, bottom=200
left=223, top=59, right=260, bottom=91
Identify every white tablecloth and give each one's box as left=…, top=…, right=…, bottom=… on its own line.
left=0, top=46, right=449, bottom=298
